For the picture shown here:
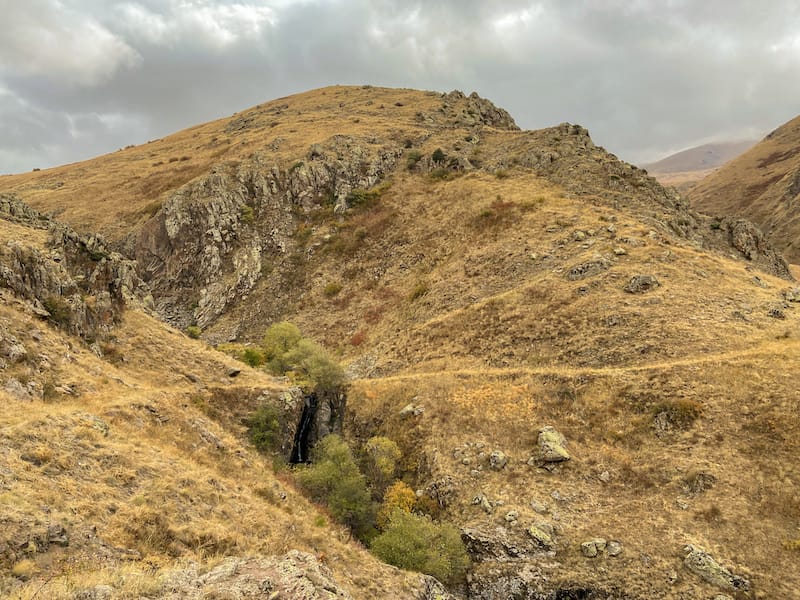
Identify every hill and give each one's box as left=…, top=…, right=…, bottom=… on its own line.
left=643, top=140, right=756, bottom=194
left=689, top=115, right=800, bottom=264
left=1, top=86, right=799, bottom=599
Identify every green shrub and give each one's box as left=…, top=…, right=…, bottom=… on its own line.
left=43, top=296, right=72, bottom=327
left=247, top=404, right=282, bottom=452
left=263, top=321, right=303, bottom=373
left=431, top=148, right=446, bottom=164
left=262, top=321, right=344, bottom=392
left=323, top=281, right=343, bottom=297
left=240, top=205, right=254, bottom=224
left=284, top=338, right=345, bottom=391
left=409, top=281, right=429, bottom=301
left=241, top=347, right=265, bottom=367
left=406, top=150, right=423, bottom=170
left=185, top=325, right=202, bottom=339
left=362, top=436, right=402, bottom=494
left=296, top=435, right=376, bottom=541
left=370, top=509, right=469, bottom=584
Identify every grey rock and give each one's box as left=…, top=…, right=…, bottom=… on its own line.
left=530, top=499, right=548, bottom=514
left=489, top=450, right=508, bottom=470
left=400, top=403, right=424, bottom=418
left=73, top=585, right=114, bottom=600
left=47, top=523, right=69, bottom=547
left=580, top=538, right=606, bottom=558
left=461, top=525, right=527, bottom=562
left=607, top=540, right=623, bottom=556
left=785, top=287, right=800, bottom=302
left=683, top=545, right=750, bottom=592
left=504, top=510, right=518, bottom=523
left=537, top=426, right=570, bottom=463
left=624, top=274, right=660, bottom=293
left=4, top=378, right=31, bottom=401
left=161, top=551, right=352, bottom=599
left=566, top=258, right=610, bottom=281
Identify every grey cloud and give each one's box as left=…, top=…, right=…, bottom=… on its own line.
left=1, top=0, right=799, bottom=174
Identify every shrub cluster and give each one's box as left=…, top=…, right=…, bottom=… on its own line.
left=295, top=433, right=469, bottom=583
left=261, top=322, right=345, bottom=392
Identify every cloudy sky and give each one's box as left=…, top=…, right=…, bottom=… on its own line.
left=1, top=0, right=799, bottom=174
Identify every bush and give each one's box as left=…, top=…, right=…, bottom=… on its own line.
left=370, top=509, right=469, bottom=584
left=431, top=148, right=446, bottom=164
left=377, top=481, right=416, bottom=529
left=43, top=296, right=72, bottom=327
left=284, top=338, right=345, bottom=391
left=323, top=281, right=343, bottom=297
left=362, top=436, right=402, bottom=494
left=241, top=347, right=265, bottom=367
left=185, top=325, right=201, bottom=339
left=247, top=404, right=282, bottom=452
left=262, top=321, right=344, bottom=392
left=263, top=321, right=303, bottom=373
left=296, top=435, right=376, bottom=541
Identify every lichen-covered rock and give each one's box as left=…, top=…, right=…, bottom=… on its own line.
left=160, top=551, right=353, bottom=599
left=489, top=450, right=508, bottom=470
left=461, top=525, right=528, bottom=562
left=537, top=426, right=570, bottom=463
left=527, top=523, right=554, bottom=549
left=683, top=545, right=750, bottom=592
left=581, top=538, right=607, bottom=558
left=624, top=274, right=660, bottom=294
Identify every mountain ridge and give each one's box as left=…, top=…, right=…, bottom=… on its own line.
left=0, top=85, right=798, bottom=599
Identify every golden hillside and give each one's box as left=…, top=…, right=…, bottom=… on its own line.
left=1, top=86, right=799, bottom=599
left=690, top=115, right=800, bottom=263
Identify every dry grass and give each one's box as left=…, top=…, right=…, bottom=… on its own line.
left=0, top=304, right=418, bottom=599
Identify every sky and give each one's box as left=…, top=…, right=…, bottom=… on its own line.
left=1, top=0, right=799, bottom=174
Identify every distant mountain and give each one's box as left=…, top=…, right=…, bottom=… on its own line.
left=644, top=140, right=757, bottom=174
left=690, top=115, right=800, bottom=263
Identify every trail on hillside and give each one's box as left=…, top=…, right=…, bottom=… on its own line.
left=353, top=338, right=798, bottom=383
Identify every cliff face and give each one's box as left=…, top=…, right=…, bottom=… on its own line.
left=0, top=194, right=147, bottom=344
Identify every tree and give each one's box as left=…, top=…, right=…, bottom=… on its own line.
left=362, top=436, right=402, bottom=494
left=262, top=321, right=302, bottom=374
left=376, top=480, right=416, bottom=529
left=295, top=435, right=376, bottom=541
left=370, top=509, right=469, bottom=584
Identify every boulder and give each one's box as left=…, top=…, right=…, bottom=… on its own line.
left=683, top=545, right=750, bottom=592
left=624, top=274, right=660, bottom=293
left=489, top=450, right=508, bottom=470
left=527, top=523, right=554, bottom=549
left=537, top=426, right=570, bottom=463
left=580, top=538, right=607, bottom=558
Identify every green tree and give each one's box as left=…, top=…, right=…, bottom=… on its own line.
left=262, top=321, right=303, bottom=373
left=370, top=509, right=469, bottom=584
left=295, top=435, right=376, bottom=541
left=284, top=338, right=345, bottom=392
left=362, top=436, right=402, bottom=494
left=246, top=404, right=282, bottom=453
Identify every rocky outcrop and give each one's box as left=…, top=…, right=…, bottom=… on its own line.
left=126, top=136, right=403, bottom=330
left=159, top=551, right=353, bottom=599
left=0, top=195, right=147, bottom=342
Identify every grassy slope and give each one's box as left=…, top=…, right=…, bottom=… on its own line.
left=690, top=115, right=800, bottom=264
left=0, top=86, right=798, bottom=597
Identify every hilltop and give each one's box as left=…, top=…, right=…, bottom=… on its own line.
left=643, top=140, right=756, bottom=194
left=0, top=86, right=799, bottom=599
left=690, top=115, right=800, bottom=263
